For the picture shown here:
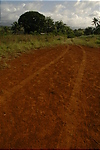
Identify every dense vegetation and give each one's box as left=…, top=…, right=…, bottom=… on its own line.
left=0, top=11, right=100, bottom=36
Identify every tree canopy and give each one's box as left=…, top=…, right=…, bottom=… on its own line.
left=92, top=17, right=99, bottom=28
left=92, top=17, right=100, bottom=34
left=17, top=11, right=74, bottom=36
left=18, top=11, right=45, bottom=34
left=10, top=11, right=100, bottom=36
left=84, top=27, right=93, bottom=35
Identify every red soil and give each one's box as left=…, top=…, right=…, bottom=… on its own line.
left=0, top=44, right=100, bottom=149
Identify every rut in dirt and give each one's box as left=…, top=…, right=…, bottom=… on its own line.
left=0, top=44, right=100, bottom=149
left=57, top=45, right=87, bottom=148
left=0, top=45, right=69, bottom=103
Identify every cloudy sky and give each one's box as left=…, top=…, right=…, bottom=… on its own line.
left=0, top=0, right=100, bottom=28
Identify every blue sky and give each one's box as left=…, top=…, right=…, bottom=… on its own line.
left=0, top=0, right=100, bottom=28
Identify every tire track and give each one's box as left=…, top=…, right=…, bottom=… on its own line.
left=0, top=45, right=69, bottom=104
left=57, top=45, right=87, bottom=148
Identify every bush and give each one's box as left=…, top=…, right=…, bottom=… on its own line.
left=67, top=33, right=75, bottom=38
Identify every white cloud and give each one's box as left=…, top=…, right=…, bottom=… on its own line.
left=1, top=1, right=100, bottom=28
left=23, top=2, right=42, bottom=11
left=54, top=4, right=65, bottom=13
left=1, top=1, right=43, bottom=24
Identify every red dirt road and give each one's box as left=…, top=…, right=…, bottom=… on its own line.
left=0, top=44, right=100, bottom=149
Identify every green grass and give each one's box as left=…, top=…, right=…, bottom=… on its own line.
left=72, top=35, right=100, bottom=48
left=0, top=34, right=100, bottom=62
left=0, top=34, right=70, bottom=59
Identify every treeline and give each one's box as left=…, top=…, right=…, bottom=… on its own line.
left=11, top=11, right=76, bottom=38
left=84, top=17, right=100, bottom=35
left=0, top=11, right=100, bottom=37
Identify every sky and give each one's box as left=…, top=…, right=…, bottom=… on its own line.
left=0, top=0, right=100, bottom=29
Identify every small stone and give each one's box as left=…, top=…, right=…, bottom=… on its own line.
left=4, top=112, right=6, bottom=116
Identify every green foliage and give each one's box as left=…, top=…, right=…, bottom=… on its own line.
left=0, top=26, right=11, bottom=35
left=96, top=40, right=100, bottom=44
left=0, top=34, right=100, bottom=62
left=55, top=21, right=66, bottom=35
left=17, top=11, right=74, bottom=36
left=92, top=17, right=99, bottom=27
left=94, top=27, right=100, bottom=34
left=11, top=21, right=23, bottom=34
left=74, top=29, right=84, bottom=37
left=92, top=17, right=100, bottom=35
left=65, top=27, right=75, bottom=38
left=84, top=27, right=93, bottom=35
left=18, top=11, right=45, bottom=34
left=0, top=34, right=70, bottom=60
left=72, top=35, right=100, bottom=47
left=45, top=17, right=55, bottom=33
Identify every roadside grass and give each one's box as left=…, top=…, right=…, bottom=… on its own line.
left=0, top=34, right=100, bottom=66
left=0, top=34, right=68, bottom=59
left=72, top=35, right=100, bottom=48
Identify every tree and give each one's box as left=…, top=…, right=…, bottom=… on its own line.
left=65, top=26, right=75, bottom=38
left=74, top=28, right=84, bottom=37
left=11, top=21, right=22, bottom=34
left=92, top=17, right=100, bottom=34
left=45, top=17, right=54, bottom=33
left=94, top=26, right=100, bottom=34
left=55, top=21, right=67, bottom=35
left=92, top=17, right=98, bottom=27
left=18, top=11, right=45, bottom=34
left=84, top=27, right=93, bottom=35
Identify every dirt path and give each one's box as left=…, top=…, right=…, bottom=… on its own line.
left=0, top=44, right=100, bottom=149
left=57, top=45, right=87, bottom=148
left=0, top=45, right=69, bottom=103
